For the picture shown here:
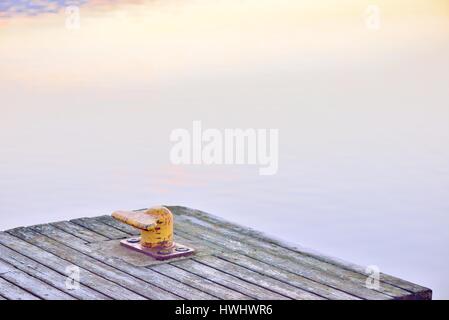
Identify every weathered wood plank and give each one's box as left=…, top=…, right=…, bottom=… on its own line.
left=52, top=221, right=109, bottom=243
left=1, top=206, right=431, bottom=300
left=173, top=218, right=394, bottom=300
left=98, top=214, right=382, bottom=300
left=0, top=277, right=39, bottom=300
left=150, top=263, right=252, bottom=300
left=94, top=216, right=221, bottom=257
left=181, top=215, right=417, bottom=299
left=71, top=218, right=129, bottom=239
left=0, top=259, right=74, bottom=300
left=217, top=249, right=358, bottom=300
left=96, top=215, right=140, bottom=236
left=100, top=215, right=359, bottom=300
left=0, top=243, right=108, bottom=300
left=176, top=231, right=358, bottom=300
left=90, top=217, right=260, bottom=300
left=0, top=231, right=145, bottom=300
left=194, top=255, right=325, bottom=300
left=7, top=227, right=181, bottom=300
left=172, top=211, right=414, bottom=299
left=172, top=259, right=289, bottom=300
left=170, top=206, right=431, bottom=299
left=31, top=223, right=218, bottom=300
left=96, top=216, right=302, bottom=299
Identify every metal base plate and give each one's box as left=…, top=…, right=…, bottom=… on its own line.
left=120, top=237, right=195, bottom=261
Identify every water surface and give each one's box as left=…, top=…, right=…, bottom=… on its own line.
left=1, top=0, right=449, bottom=298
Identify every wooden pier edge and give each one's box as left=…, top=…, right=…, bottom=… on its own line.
left=0, top=205, right=432, bottom=300
left=168, top=206, right=432, bottom=300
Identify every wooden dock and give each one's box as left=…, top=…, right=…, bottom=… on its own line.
left=0, top=206, right=431, bottom=300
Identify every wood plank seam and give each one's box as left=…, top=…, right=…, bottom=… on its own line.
left=5, top=230, right=154, bottom=300
left=0, top=238, right=111, bottom=300
left=168, top=260, right=262, bottom=300
left=68, top=220, right=130, bottom=241
left=99, top=215, right=362, bottom=300
left=147, top=264, right=249, bottom=300
left=103, top=212, right=406, bottom=300
left=170, top=259, right=289, bottom=300
left=84, top=217, right=259, bottom=299
left=0, top=273, right=41, bottom=300
left=1, top=208, right=429, bottom=300
left=96, top=215, right=140, bottom=236
left=174, top=229, right=369, bottom=300
left=101, top=214, right=364, bottom=300
left=0, top=276, right=40, bottom=300
left=213, top=251, right=361, bottom=300
left=172, top=216, right=401, bottom=299
left=1, top=235, right=112, bottom=298
left=52, top=221, right=109, bottom=243
left=31, top=223, right=218, bottom=300
left=96, top=215, right=304, bottom=299
left=70, top=218, right=129, bottom=239
left=92, top=218, right=260, bottom=299
left=0, top=245, right=107, bottom=300
left=171, top=206, right=430, bottom=298
left=94, top=215, right=289, bottom=300
left=175, top=228, right=389, bottom=299
left=172, top=231, right=326, bottom=299
left=175, top=230, right=348, bottom=300
left=25, top=227, right=184, bottom=300
left=200, top=254, right=328, bottom=300
left=190, top=257, right=305, bottom=300
left=0, top=256, right=79, bottom=300
left=0, top=232, right=144, bottom=300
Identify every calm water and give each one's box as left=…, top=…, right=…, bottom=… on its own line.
left=1, top=0, right=449, bottom=298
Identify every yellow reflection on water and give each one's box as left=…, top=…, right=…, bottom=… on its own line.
left=0, top=0, right=448, bottom=88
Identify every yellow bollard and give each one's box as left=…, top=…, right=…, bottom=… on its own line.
left=112, top=206, right=194, bottom=260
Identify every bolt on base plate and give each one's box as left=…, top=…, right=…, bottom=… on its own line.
left=120, top=237, right=195, bottom=261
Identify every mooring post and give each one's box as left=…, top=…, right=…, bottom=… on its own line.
left=112, top=206, right=195, bottom=260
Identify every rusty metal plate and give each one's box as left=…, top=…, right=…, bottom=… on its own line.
left=120, top=238, right=194, bottom=261
left=87, top=238, right=217, bottom=267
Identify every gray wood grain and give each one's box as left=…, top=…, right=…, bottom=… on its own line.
left=0, top=229, right=145, bottom=300
left=170, top=206, right=431, bottom=299
left=184, top=214, right=419, bottom=299
left=0, top=277, right=39, bottom=300
left=0, top=231, right=144, bottom=300
left=7, top=227, right=181, bottom=300
left=217, top=249, right=359, bottom=300
left=31, top=223, right=217, bottom=300
left=90, top=217, right=260, bottom=300
left=173, top=217, right=395, bottom=299
left=52, top=221, right=109, bottom=243
left=172, top=259, right=289, bottom=300
left=71, top=218, right=129, bottom=239
left=194, top=255, right=325, bottom=300
left=1, top=206, right=431, bottom=300
left=0, top=259, right=74, bottom=300
left=99, top=212, right=423, bottom=300
left=150, top=263, right=252, bottom=300
left=176, top=231, right=358, bottom=300
left=96, top=215, right=140, bottom=236
left=0, top=243, right=108, bottom=300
